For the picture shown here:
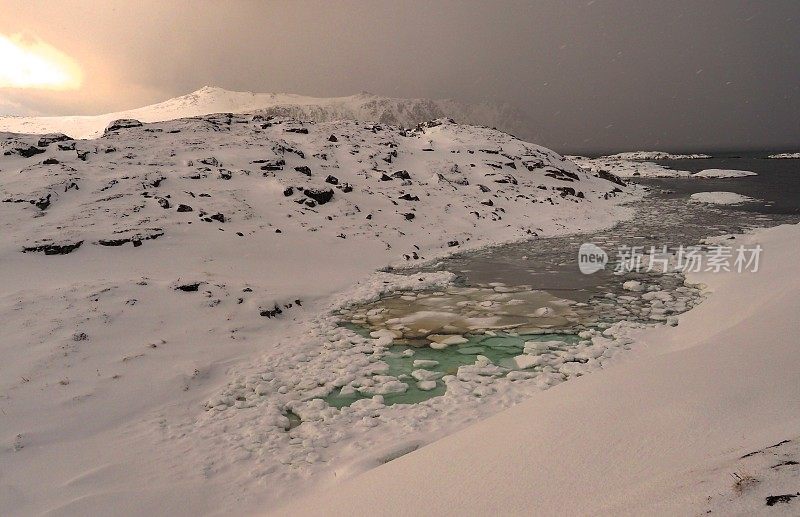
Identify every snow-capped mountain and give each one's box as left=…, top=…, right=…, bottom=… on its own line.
left=0, top=86, right=531, bottom=140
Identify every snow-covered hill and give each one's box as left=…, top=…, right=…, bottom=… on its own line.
left=0, top=86, right=530, bottom=140
left=0, top=115, right=633, bottom=515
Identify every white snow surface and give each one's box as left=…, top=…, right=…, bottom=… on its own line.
left=0, top=86, right=529, bottom=140
left=0, top=115, right=635, bottom=515
left=767, top=152, right=800, bottom=159
left=284, top=223, right=800, bottom=516
left=690, top=191, right=757, bottom=204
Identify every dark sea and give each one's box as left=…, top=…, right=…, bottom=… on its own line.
left=637, top=152, right=800, bottom=214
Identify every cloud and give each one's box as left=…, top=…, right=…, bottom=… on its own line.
left=0, top=32, right=82, bottom=90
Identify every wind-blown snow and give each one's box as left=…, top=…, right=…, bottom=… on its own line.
left=0, top=86, right=530, bottom=141
left=767, top=152, right=800, bottom=159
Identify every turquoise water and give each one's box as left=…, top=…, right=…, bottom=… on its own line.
left=324, top=331, right=580, bottom=408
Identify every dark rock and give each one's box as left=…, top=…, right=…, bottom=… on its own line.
left=22, top=240, right=83, bottom=255
left=399, top=193, right=419, bottom=201
left=286, top=127, right=309, bottom=134
left=380, top=173, right=393, bottom=181
left=37, top=133, right=72, bottom=147
left=76, top=150, right=90, bottom=161
left=403, top=213, right=415, bottom=221
left=283, top=186, right=294, bottom=196
left=104, top=119, right=143, bottom=135
left=391, top=170, right=411, bottom=180
left=304, top=200, right=317, bottom=208
left=294, top=166, right=312, bottom=176
left=556, top=186, right=577, bottom=197
left=480, top=199, right=494, bottom=206
left=219, top=169, right=232, bottom=180
left=478, top=184, right=491, bottom=193
left=596, top=170, right=626, bottom=186
left=766, top=494, right=798, bottom=506
left=325, top=175, right=339, bottom=185
left=209, top=213, right=225, bottom=223
left=304, top=188, right=334, bottom=205
left=41, top=157, right=59, bottom=165
left=4, top=144, right=44, bottom=158
left=176, top=283, right=201, bottom=292
left=58, top=141, right=77, bottom=151
left=339, top=183, right=353, bottom=193
left=545, top=169, right=580, bottom=182
left=33, top=194, right=51, bottom=210
left=198, top=157, right=219, bottom=167
left=328, top=134, right=338, bottom=142
left=176, top=204, right=193, bottom=212
left=447, top=240, right=459, bottom=247
left=258, top=159, right=285, bottom=171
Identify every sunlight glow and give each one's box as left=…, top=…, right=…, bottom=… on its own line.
left=0, top=33, right=82, bottom=90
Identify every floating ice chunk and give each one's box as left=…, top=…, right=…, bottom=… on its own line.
left=358, top=380, right=409, bottom=395
left=533, top=306, right=555, bottom=317
left=401, top=349, right=415, bottom=357
left=411, top=369, right=444, bottom=381
left=413, top=359, right=440, bottom=368
left=416, top=380, right=437, bottom=391
left=523, top=340, right=566, bottom=354
left=370, top=329, right=402, bottom=339
left=475, top=355, right=492, bottom=367
left=427, top=334, right=469, bottom=346
left=500, top=354, right=543, bottom=370
left=622, top=280, right=644, bottom=292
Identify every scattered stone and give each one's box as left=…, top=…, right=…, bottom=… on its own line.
left=303, top=188, right=334, bottom=205
left=295, top=166, right=312, bottom=176
left=176, top=282, right=202, bottom=292
left=176, top=204, right=193, bottom=212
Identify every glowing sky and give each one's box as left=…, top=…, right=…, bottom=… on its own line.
left=0, top=33, right=82, bottom=90
left=0, top=0, right=798, bottom=153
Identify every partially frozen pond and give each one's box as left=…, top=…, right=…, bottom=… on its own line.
left=327, top=191, right=800, bottom=408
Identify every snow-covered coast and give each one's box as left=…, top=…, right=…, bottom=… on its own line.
left=571, top=155, right=758, bottom=179
left=0, top=114, right=636, bottom=514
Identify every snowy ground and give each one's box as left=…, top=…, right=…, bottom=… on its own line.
left=0, top=115, right=635, bottom=514
left=284, top=223, right=800, bottom=516
left=768, top=152, right=800, bottom=159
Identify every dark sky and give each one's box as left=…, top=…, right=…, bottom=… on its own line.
left=1, top=0, right=798, bottom=153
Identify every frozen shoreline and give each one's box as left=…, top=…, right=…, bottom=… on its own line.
left=284, top=222, right=800, bottom=516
